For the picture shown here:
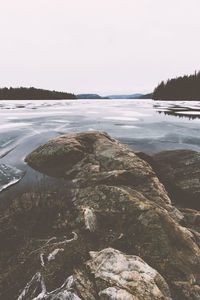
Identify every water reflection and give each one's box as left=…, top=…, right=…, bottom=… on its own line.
left=154, top=101, right=200, bottom=120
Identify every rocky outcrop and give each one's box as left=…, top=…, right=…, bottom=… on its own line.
left=0, top=132, right=200, bottom=299
left=17, top=248, right=172, bottom=300
left=152, top=149, right=200, bottom=209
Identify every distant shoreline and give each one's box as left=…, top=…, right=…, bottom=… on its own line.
left=0, top=87, right=153, bottom=100
left=0, top=87, right=76, bottom=100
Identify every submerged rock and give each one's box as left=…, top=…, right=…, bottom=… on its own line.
left=152, top=149, right=200, bottom=209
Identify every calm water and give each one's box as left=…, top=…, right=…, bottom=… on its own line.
left=0, top=99, right=200, bottom=204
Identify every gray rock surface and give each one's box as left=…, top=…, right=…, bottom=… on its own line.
left=0, top=132, right=200, bottom=299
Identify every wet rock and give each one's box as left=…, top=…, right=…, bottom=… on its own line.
left=152, top=149, right=200, bottom=209
left=86, top=248, right=172, bottom=300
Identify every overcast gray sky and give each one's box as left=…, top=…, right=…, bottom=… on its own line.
left=0, top=0, right=199, bottom=95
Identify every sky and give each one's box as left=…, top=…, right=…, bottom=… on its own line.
left=0, top=0, right=200, bottom=95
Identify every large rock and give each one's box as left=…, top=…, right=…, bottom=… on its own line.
left=1, top=132, right=200, bottom=299
left=25, top=131, right=181, bottom=221
left=152, top=149, right=200, bottom=209
left=86, top=248, right=172, bottom=300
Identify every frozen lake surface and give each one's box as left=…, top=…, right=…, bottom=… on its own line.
left=0, top=99, right=200, bottom=204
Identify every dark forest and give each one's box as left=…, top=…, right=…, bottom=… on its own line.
left=153, top=71, right=200, bottom=100
left=0, top=87, right=76, bottom=100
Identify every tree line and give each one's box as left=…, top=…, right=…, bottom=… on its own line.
left=153, top=71, right=200, bottom=100
left=0, top=87, right=76, bottom=100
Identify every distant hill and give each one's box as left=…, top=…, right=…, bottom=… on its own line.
left=138, top=93, right=153, bottom=99
left=76, top=94, right=109, bottom=99
left=0, top=87, right=76, bottom=100
left=77, top=94, right=101, bottom=99
left=153, top=71, right=200, bottom=100
left=107, top=93, right=143, bottom=99
left=76, top=93, right=153, bottom=100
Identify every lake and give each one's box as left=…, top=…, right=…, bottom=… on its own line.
left=0, top=99, right=200, bottom=206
